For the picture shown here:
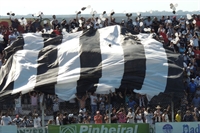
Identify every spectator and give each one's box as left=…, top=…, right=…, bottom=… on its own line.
left=126, top=108, right=135, bottom=123
left=98, top=94, right=106, bottom=114
left=1, top=112, right=12, bottom=125
left=89, top=92, right=98, bottom=118
left=10, top=18, right=20, bottom=30
left=83, top=111, right=91, bottom=124
left=144, top=16, right=152, bottom=28
left=127, top=97, right=137, bottom=111
left=53, top=97, right=59, bottom=122
left=111, top=108, right=118, bottom=123
left=14, top=92, right=22, bottom=115
left=117, top=107, right=127, bottom=123
left=21, top=115, right=32, bottom=127
left=39, top=92, right=45, bottom=113
left=47, top=119, right=54, bottom=126
left=31, top=18, right=42, bottom=32
left=77, top=110, right=84, bottom=123
left=154, top=105, right=162, bottom=122
left=175, top=110, right=182, bottom=122
left=188, top=78, right=197, bottom=102
left=193, top=107, right=199, bottom=121
left=162, top=109, right=170, bottom=122
left=192, top=94, right=200, bottom=108
left=183, top=110, right=194, bottom=122
left=104, top=110, right=109, bottom=123
left=8, top=29, right=17, bottom=45
left=56, top=113, right=63, bottom=125
left=135, top=107, right=144, bottom=123
left=94, top=111, right=103, bottom=124
left=68, top=114, right=76, bottom=124
left=12, top=115, right=23, bottom=127
left=62, top=112, right=69, bottom=125
left=33, top=113, right=41, bottom=128
left=76, top=93, right=87, bottom=113
left=29, top=91, right=38, bottom=113
left=144, top=108, right=153, bottom=125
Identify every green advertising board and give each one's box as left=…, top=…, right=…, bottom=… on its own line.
left=48, top=123, right=149, bottom=133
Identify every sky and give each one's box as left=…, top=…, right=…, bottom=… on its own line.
left=0, top=0, right=200, bottom=16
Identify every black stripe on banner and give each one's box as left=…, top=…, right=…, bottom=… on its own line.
left=34, top=35, right=62, bottom=94
left=120, top=27, right=146, bottom=90
left=0, top=37, right=25, bottom=91
left=164, top=46, right=184, bottom=93
left=0, top=37, right=25, bottom=101
left=76, top=29, right=102, bottom=94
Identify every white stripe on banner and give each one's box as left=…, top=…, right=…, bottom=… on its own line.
left=55, top=31, right=83, bottom=101
left=134, top=34, right=168, bottom=100
left=96, top=25, right=124, bottom=93
left=12, top=33, right=44, bottom=94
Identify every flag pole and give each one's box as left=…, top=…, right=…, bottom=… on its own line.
left=42, top=104, right=45, bottom=127
left=171, top=93, right=174, bottom=122
left=171, top=100, right=174, bottom=122
left=41, top=93, right=45, bottom=127
left=108, top=90, right=111, bottom=124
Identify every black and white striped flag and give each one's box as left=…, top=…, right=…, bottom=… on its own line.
left=0, top=25, right=183, bottom=101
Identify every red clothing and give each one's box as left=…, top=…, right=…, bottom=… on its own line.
left=94, top=115, right=103, bottom=124
left=3, top=30, right=10, bottom=41
left=196, top=18, right=200, bottom=28
left=194, top=50, right=200, bottom=59
left=53, top=30, right=61, bottom=35
left=117, top=112, right=127, bottom=123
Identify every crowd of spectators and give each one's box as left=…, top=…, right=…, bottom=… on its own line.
left=0, top=12, right=200, bottom=128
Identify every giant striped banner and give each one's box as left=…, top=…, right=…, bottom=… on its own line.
left=0, top=25, right=183, bottom=101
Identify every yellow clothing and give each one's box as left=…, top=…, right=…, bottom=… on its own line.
left=175, top=114, right=181, bottom=122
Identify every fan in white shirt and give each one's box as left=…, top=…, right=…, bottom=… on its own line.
left=33, top=114, right=41, bottom=127
left=1, top=113, right=12, bottom=125
left=126, top=108, right=135, bottom=123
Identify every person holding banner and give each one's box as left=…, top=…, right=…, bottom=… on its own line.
left=14, top=92, right=22, bottom=115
